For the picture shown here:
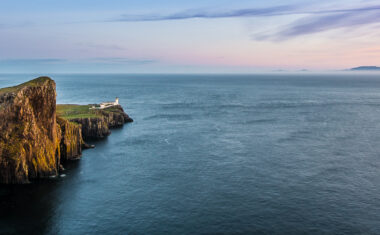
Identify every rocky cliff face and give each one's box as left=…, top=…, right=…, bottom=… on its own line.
left=70, top=106, right=133, bottom=140
left=70, top=117, right=110, bottom=140
left=0, top=77, right=61, bottom=184
left=102, top=106, right=133, bottom=128
left=57, top=117, right=84, bottom=161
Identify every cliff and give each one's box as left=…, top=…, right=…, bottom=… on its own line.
left=70, top=117, right=110, bottom=140
left=0, top=77, right=132, bottom=184
left=0, top=77, right=61, bottom=184
left=57, top=117, right=84, bottom=161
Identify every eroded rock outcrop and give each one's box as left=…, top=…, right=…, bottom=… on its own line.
left=57, top=117, right=84, bottom=161
left=102, top=106, right=134, bottom=128
left=70, top=117, right=110, bottom=140
left=0, top=77, right=61, bottom=184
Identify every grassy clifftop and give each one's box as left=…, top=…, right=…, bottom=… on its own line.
left=0, top=77, right=53, bottom=95
left=56, top=104, right=126, bottom=120
left=57, top=104, right=101, bottom=119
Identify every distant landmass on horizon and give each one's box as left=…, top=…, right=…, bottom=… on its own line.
left=349, top=66, right=380, bottom=71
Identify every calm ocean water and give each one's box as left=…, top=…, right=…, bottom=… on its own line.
left=1, top=74, right=380, bottom=234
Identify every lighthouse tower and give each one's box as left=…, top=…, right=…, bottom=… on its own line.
left=115, top=97, right=119, bottom=105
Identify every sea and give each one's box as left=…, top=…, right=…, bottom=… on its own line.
left=1, top=74, right=380, bottom=234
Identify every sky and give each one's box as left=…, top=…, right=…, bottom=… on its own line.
left=0, top=0, right=380, bottom=73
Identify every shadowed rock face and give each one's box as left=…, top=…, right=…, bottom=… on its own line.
left=57, top=117, right=84, bottom=161
left=0, top=77, right=61, bottom=184
left=71, top=117, right=111, bottom=140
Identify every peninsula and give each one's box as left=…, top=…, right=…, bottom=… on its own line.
left=0, top=77, right=133, bottom=184
left=350, top=66, right=380, bottom=71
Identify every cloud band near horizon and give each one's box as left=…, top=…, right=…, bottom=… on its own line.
left=113, top=4, right=380, bottom=40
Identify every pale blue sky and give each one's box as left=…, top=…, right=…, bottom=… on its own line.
left=1, top=0, right=379, bottom=73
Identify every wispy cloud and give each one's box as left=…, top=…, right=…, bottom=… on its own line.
left=256, top=6, right=380, bottom=40
left=0, top=57, right=156, bottom=65
left=76, top=42, right=126, bottom=51
left=113, top=5, right=380, bottom=22
left=90, top=57, right=157, bottom=65
left=113, top=5, right=296, bottom=22
left=0, top=21, right=34, bottom=30
left=0, top=58, right=68, bottom=73
left=0, top=58, right=66, bottom=65
left=0, top=57, right=159, bottom=73
left=113, top=4, right=380, bottom=40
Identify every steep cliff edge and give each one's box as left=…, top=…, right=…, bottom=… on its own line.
left=57, top=117, right=84, bottom=161
left=0, top=77, right=61, bottom=184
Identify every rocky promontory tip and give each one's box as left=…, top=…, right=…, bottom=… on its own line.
left=0, top=77, right=132, bottom=184
left=57, top=104, right=133, bottom=140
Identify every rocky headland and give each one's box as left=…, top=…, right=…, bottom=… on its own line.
left=0, top=77, right=132, bottom=184
left=57, top=104, right=133, bottom=140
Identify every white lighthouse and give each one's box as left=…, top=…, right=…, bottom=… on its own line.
left=97, top=97, right=120, bottom=109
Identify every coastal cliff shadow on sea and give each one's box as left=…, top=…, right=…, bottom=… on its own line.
left=0, top=160, right=83, bottom=235
left=0, top=124, right=130, bottom=235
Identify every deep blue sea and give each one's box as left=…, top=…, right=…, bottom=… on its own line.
left=1, top=74, right=380, bottom=234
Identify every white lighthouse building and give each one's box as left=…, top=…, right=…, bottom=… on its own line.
left=99, top=97, right=120, bottom=109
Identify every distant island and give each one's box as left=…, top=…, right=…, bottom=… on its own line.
left=350, top=66, right=380, bottom=71
left=0, top=77, right=133, bottom=184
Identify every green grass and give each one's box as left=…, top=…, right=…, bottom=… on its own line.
left=0, top=77, right=53, bottom=95
left=56, top=104, right=101, bottom=120
left=102, top=106, right=121, bottom=112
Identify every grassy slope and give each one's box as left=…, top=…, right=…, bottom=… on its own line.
left=56, top=104, right=101, bottom=119
left=0, top=77, right=52, bottom=95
